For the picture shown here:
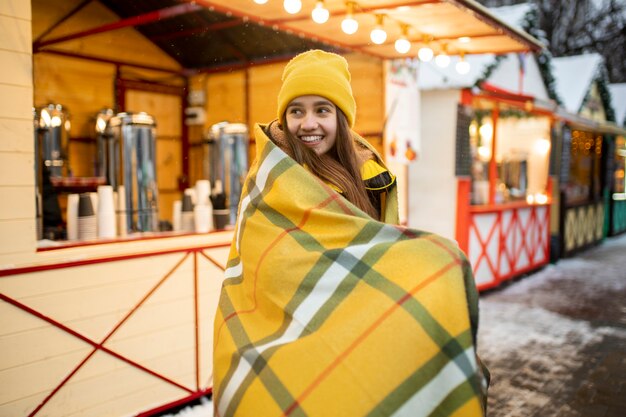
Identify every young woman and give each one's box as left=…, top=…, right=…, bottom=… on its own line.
left=213, top=50, right=488, bottom=417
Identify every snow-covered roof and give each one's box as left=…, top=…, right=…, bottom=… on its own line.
left=551, top=53, right=604, bottom=113
left=489, top=2, right=534, bottom=32
left=418, top=3, right=536, bottom=91
left=417, top=54, right=495, bottom=90
left=608, top=83, right=626, bottom=127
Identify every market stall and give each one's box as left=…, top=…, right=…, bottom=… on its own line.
left=1, top=0, right=543, bottom=416
left=550, top=54, right=626, bottom=255
left=401, top=3, right=555, bottom=290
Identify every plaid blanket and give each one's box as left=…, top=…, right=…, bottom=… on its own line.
left=213, top=124, right=487, bottom=417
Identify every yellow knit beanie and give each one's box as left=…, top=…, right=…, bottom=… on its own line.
left=277, top=50, right=356, bottom=127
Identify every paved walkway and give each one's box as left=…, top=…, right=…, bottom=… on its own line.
left=478, top=234, right=626, bottom=417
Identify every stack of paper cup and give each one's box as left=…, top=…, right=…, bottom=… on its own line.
left=194, top=180, right=213, bottom=233
left=181, top=193, right=195, bottom=232
left=66, top=193, right=79, bottom=241
left=97, top=185, right=116, bottom=239
left=185, top=187, right=197, bottom=205
left=89, top=192, right=99, bottom=221
left=194, top=202, right=213, bottom=233
left=77, top=193, right=97, bottom=240
left=172, top=200, right=182, bottom=232
left=117, top=185, right=127, bottom=237
left=196, top=180, right=211, bottom=206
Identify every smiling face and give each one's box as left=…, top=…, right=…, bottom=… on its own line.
left=285, top=95, right=338, bottom=156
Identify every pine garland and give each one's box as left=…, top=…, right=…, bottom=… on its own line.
left=595, top=69, right=616, bottom=122
left=473, top=54, right=505, bottom=88
left=472, top=6, right=563, bottom=107
left=578, top=63, right=616, bottom=122
left=520, top=7, right=563, bottom=105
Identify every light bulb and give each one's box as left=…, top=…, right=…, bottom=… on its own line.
left=456, top=56, right=470, bottom=74
left=283, top=0, right=302, bottom=14
left=253, top=0, right=268, bottom=4
left=435, top=53, right=450, bottom=68
left=96, top=117, right=107, bottom=133
left=51, top=115, right=62, bottom=128
left=342, top=2, right=358, bottom=34
left=312, top=1, right=329, bottom=24
left=395, top=37, right=411, bottom=54
left=370, top=14, right=386, bottom=44
left=371, top=28, right=387, bottom=44
left=40, top=109, right=51, bottom=128
left=418, top=46, right=433, bottom=62
left=342, top=17, right=358, bottom=34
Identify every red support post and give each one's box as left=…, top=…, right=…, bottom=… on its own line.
left=488, top=106, right=499, bottom=205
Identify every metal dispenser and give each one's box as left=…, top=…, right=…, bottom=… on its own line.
left=35, top=104, right=71, bottom=178
left=34, top=104, right=70, bottom=240
left=106, top=112, right=159, bottom=233
left=206, top=122, right=249, bottom=226
left=95, top=108, right=115, bottom=182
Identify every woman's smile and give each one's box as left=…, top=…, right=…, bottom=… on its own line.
left=299, top=134, right=324, bottom=144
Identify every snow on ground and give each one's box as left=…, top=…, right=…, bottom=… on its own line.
left=160, top=396, right=213, bottom=417
left=477, top=234, right=626, bottom=416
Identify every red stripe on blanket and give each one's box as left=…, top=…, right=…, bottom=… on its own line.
left=282, top=258, right=462, bottom=416
left=215, top=193, right=344, bottom=345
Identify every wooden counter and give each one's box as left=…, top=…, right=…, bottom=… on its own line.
left=0, top=231, right=233, bottom=416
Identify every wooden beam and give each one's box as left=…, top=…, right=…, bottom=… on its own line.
left=34, top=2, right=203, bottom=49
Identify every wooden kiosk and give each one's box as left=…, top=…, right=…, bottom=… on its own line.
left=406, top=46, right=556, bottom=291
left=551, top=54, right=626, bottom=256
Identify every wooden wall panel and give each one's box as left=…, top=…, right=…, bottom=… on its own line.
left=0, top=21, right=35, bottom=261
left=0, top=187, right=34, bottom=220
left=0, top=0, right=30, bottom=19
left=205, top=71, right=247, bottom=127
left=0, top=221, right=36, bottom=265
left=347, top=53, right=385, bottom=136
left=33, top=56, right=115, bottom=137
left=248, top=63, right=284, bottom=127
left=0, top=49, right=32, bottom=86
left=0, top=119, right=32, bottom=153
left=0, top=152, right=34, bottom=187
left=125, top=92, right=182, bottom=137
left=0, top=245, right=228, bottom=417
left=32, top=0, right=180, bottom=71
left=0, top=14, right=31, bottom=53
left=0, top=84, right=33, bottom=121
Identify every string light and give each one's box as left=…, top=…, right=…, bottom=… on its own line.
left=311, top=0, right=330, bottom=24
left=394, top=24, right=411, bottom=54
left=252, top=0, right=472, bottom=77
left=435, top=44, right=450, bottom=67
left=370, top=14, right=387, bottom=44
left=456, top=52, right=470, bottom=74
left=342, top=2, right=359, bottom=34
left=417, top=42, right=433, bottom=62
left=283, top=0, right=302, bottom=14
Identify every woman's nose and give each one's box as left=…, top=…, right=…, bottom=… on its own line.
left=301, top=114, right=318, bottom=130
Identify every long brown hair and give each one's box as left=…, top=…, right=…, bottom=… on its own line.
left=281, top=109, right=378, bottom=219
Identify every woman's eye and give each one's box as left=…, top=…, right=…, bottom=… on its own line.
left=289, top=108, right=303, bottom=115
left=317, top=107, right=331, bottom=114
